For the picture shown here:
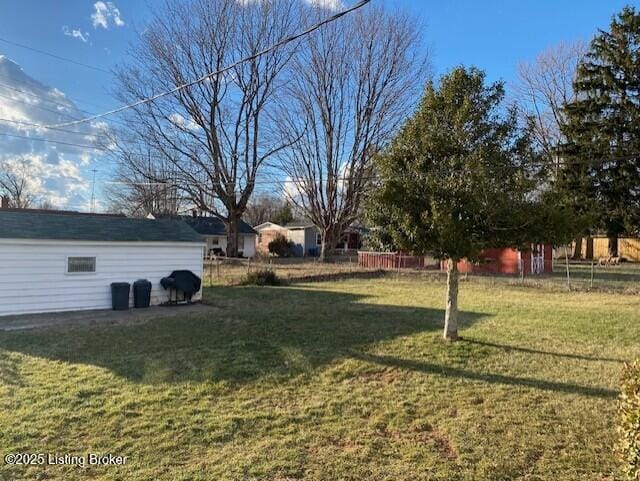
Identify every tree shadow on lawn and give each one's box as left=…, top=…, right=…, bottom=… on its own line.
left=0, top=286, right=617, bottom=398
left=463, top=339, right=627, bottom=364
left=0, top=286, right=479, bottom=385
left=350, top=351, right=618, bottom=399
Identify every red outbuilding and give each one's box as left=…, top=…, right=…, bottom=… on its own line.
left=441, top=244, right=553, bottom=276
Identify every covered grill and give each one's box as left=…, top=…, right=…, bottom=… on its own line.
left=160, top=270, right=202, bottom=305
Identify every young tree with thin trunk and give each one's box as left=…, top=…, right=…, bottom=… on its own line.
left=113, top=0, right=299, bottom=256
left=369, top=67, right=546, bottom=341
left=275, top=5, right=426, bottom=261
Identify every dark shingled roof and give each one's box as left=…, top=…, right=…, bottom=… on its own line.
left=0, top=210, right=204, bottom=243
left=182, top=216, right=257, bottom=236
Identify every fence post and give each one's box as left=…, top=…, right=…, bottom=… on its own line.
left=564, top=247, right=571, bottom=291
left=208, top=254, right=213, bottom=286
left=216, top=257, right=221, bottom=279
left=590, top=261, right=594, bottom=289
left=520, top=258, right=524, bottom=284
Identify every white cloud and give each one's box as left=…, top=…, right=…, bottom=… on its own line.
left=0, top=56, right=107, bottom=210
left=304, top=0, right=343, bottom=10
left=62, top=26, right=90, bottom=43
left=91, top=1, right=125, bottom=29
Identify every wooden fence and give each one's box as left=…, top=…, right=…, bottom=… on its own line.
left=357, top=251, right=436, bottom=270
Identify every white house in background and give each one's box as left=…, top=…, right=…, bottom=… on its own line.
left=255, top=221, right=321, bottom=256
left=183, top=215, right=257, bottom=258
left=0, top=209, right=205, bottom=317
left=255, top=220, right=366, bottom=256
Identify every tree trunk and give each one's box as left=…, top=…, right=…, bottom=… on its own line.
left=572, top=237, right=583, bottom=260
left=226, top=214, right=240, bottom=258
left=443, top=258, right=459, bottom=341
left=608, top=235, right=618, bottom=257
left=319, top=228, right=335, bottom=263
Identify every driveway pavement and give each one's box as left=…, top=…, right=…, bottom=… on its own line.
left=0, top=303, right=216, bottom=331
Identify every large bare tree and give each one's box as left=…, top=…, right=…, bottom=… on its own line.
left=515, top=41, right=587, bottom=258
left=515, top=41, right=586, bottom=166
left=275, top=5, right=426, bottom=260
left=0, top=158, right=39, bottom=208
left=113, top=0, right=299, bottom=256
left=104, top=136, right=184, bottom=217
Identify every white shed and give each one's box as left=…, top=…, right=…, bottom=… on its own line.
left=0, top=209, right=205, bottom=316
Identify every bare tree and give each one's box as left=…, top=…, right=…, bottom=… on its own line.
left=104, top=133, right=184, bottom=217
left=515, top=41, right=586, bottom=164
left=244, top=194, right=292, bottom=226
left=515, top=40, right=587, bottom=258
left=275, top=5, right=426, bottom=260
left=0, top=158, right=39, bottom=208
left=114, top=0, right=299, bottom=256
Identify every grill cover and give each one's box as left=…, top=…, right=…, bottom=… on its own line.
left=160, top=270, right=201, bottom=300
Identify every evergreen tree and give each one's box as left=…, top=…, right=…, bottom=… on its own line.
left=368, top=67, right=556, bottom=341
left=560, top=6, right=640, bottom=256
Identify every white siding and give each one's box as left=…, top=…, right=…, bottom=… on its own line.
left=205, top=234, right=256, bottom=258
left=0, top=239, right=204, bottom=316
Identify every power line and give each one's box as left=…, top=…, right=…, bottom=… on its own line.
left=0, top=36, right=110, bottom=73
left=45, top=0, right=372, bottom=128
left=0, top=117, right=103, bottom=138
left=0, top=80, right=114, bottom=115
left=0, top=131, right=106, bottom=151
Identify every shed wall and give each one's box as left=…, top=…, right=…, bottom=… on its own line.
left=0, top=240, right=204, bottom=316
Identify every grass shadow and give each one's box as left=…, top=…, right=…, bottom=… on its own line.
left=463, top=338, right=627, bottom=364
left=350, top=351, right=618, bottom=399
left=0, top=286, right=484, bottom=385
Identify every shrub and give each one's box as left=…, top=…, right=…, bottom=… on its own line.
left=619, top=360, right=640, bottom=480
left=240, top=269, right=280, bottom=286
left=268, top=233, right=294, bottom=257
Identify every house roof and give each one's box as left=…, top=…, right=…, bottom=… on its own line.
left=254, top=222, right=284, bottom=231
left=182, top=216, right=257, bottom=236
left=0, top=210, right=204, bottom=243
left=284, top=220, right=316, bottom=229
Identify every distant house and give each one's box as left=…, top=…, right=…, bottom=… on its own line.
left=255, top=221, right=320, bottom=256
left=255, top=221, right=364, bottom=257
left=183, top=215, right=257, bottom=258
left=0, top=209, right=204, bottom=316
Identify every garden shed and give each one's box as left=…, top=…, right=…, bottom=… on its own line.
left=443, top=244, right=554, bottom=275
left=0, top=209, right=205, bottom=316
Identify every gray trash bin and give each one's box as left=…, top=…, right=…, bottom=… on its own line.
left=111, top=282, right=130, bottom=311
left=133, top=279, right=152, bottom=308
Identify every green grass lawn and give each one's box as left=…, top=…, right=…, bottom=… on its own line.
left=1, top=276, right=639, bottom=480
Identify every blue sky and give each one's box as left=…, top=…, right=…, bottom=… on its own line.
left=0, top=0, right=638, bottom=209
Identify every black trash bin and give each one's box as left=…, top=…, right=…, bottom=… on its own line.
left=133, top=279, right=152, bottom=308
left=110, top=282, right=130, bottom=311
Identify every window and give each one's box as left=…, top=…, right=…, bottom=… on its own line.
left=316, top=233, right=322, bottom=245
left=210, top=237, right=219, bottom=246
left=67, top=256, right=96, bottom=274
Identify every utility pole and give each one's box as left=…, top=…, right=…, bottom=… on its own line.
left=90, top=168, right=97, bottom=213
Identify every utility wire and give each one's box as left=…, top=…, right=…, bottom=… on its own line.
left=44, top=0, right=372, bottom=128
left=0, top=131, right=107, bottom=151
left=0, top=80, right=115, bottom=115
left=0, top=36, right=110, bottom=73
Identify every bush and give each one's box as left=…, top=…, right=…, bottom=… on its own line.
left=268, top=233, right=295, bottom=257
left=240, top=269, right=280, bottom=286
left=619, top=360, right=640, bottom=480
